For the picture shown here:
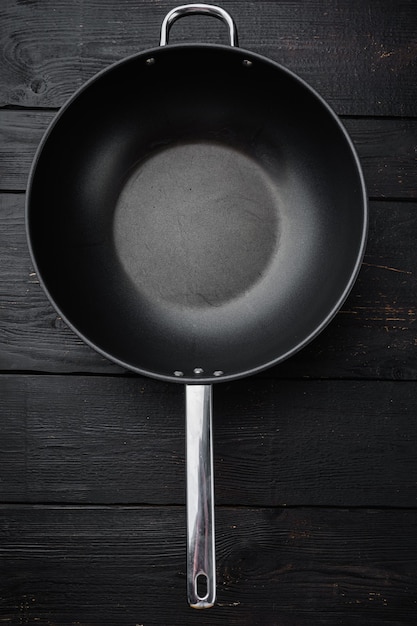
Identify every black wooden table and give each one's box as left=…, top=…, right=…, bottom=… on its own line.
left=1, top=1, right=417, bottom=624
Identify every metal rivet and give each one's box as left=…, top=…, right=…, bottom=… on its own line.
left=193, top=367, right=204, bottom=375
left=174, top=370, right=184, bottom=377
left=146, top=57, right=155, bottom=66
left=213, top=370, right=224, bottom=377
left=243, top=59, right=253, bottom=67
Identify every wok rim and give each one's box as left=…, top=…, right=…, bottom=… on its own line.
left=26, top=42, right=369, bottom=384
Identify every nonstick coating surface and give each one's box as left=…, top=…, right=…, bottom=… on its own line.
left=27, top=44, right=367, bottom=383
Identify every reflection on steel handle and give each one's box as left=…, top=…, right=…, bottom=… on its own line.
left=160, top=4, right=238, bottom=47
left=186, top=384, right=216, bottom=609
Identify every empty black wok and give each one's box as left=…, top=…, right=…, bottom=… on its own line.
left=26, top=3, right=368, bottom=609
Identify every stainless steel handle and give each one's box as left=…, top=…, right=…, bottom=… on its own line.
left=185, top=384, right=216, bottom=609
left=160, top=3, right=238, bottom=47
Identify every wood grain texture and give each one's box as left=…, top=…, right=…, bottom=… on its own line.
left=344, top=118, right=417, bottom=200
left=2, top=109, right=417, bottom=198
left=1, top=374, right=416, bottom=507
left=2, top=193, right=417, bottom=379
left=0, top=193, right=114, bottom=372
left=0, top=505, right=416, bottom=625
left=0, top=109, right=48, bottom=191
left=1, top=0, right=416, bottom=115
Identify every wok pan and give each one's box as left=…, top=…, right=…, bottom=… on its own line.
left=26, top=3, right=368, bottom=609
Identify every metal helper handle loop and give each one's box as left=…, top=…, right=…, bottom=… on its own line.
left=160, top=3, right=238, bottom=47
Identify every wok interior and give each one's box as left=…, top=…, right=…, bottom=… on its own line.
left=28, top=45, right=366, bottom=382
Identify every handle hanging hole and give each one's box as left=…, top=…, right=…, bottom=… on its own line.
left=195, top=572, right=209, bottom=600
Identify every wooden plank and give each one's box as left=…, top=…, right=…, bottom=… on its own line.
left=0, top=110, right=50, bottom=191
left=277, top=198, right=417, bottom=380
left=0, top=193, right=115, bottom=372
left=1, top=110, right=417, bottom=198
left=0, top=505, right=416, bottom=625
left=1, top=375, right=417, bottom=507
left=2, top=193, right=417, bottom=379
left=344, top=118, right=417, bottom=200
left=1, top=0, right=416, bottom=115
